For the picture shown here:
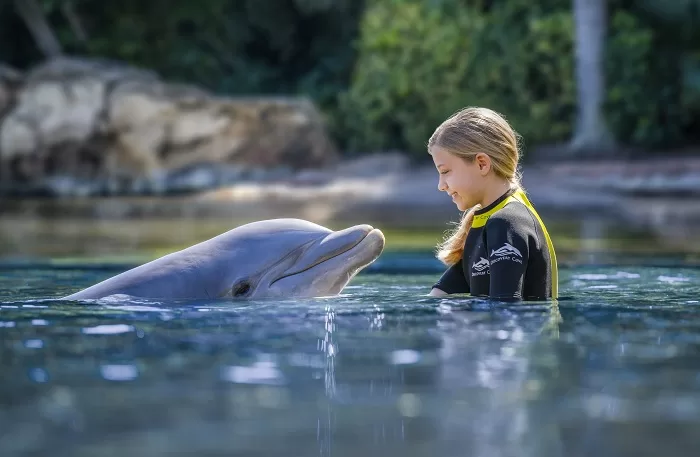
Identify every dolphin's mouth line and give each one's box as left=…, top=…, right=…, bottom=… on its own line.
left=268, top=231, right=370, bottom=286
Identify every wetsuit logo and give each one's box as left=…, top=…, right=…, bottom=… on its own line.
left=471, top=257, right=490, bottom=276
left=490, top=243, right=522, bottom=258
left=490, top=242, right=523, bottom=265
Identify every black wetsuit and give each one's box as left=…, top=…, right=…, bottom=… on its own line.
left=433, top=188, right=558, bottom=301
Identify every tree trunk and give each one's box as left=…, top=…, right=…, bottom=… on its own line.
left=571, top=0, right=613, bottom=154
left=61, top=1, right=89, bottom=44
left=13, top=0, right=63, bottom=58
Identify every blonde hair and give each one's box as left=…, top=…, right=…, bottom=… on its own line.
left=429, top=107, right=523, bottom=266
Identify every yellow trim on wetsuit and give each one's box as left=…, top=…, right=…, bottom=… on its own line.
left=469, top=189, right=559, bottom=299
left=471, top=197, right=512, bottom=228
left=512, top=190, right=559, bottom=300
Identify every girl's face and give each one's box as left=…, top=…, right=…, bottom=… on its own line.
left=430, top=147, right=487, bottom=211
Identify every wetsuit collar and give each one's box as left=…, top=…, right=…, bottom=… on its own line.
left=474, top=187, right=517, bottom=216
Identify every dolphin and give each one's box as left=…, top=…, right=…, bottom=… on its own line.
left=63, top=218, right=386, bottom=301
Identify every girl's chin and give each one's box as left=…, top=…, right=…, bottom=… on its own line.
left=451, top=194, right=474, bottom=212
left=455, top=199, right=477, bottom=212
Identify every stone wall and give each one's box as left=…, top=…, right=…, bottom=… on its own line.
left=0, top=57, right=339, bottom=196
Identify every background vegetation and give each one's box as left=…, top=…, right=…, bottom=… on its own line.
left=2, top=0, right=700, bottom=159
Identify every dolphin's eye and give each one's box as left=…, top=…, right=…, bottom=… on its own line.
left=232, top=281, right=251, bottom=297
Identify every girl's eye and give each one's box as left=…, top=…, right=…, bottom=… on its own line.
left=440, top=170, right=449, bottom=175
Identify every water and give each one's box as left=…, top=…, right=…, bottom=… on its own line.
left=2, top=258, right=700, bottom=457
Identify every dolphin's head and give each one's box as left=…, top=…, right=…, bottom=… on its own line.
left=210, top=219, right=385, bottom=299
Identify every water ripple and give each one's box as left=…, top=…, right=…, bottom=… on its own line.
left=1, top=266, right=700, bottom=456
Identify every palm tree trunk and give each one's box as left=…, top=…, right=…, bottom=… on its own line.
left=13, top=0, right=63, bottom=58
left=571, top=0, right=613, bottom=154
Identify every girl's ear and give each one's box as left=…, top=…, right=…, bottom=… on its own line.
left=474, top=153, right=492, bottom=175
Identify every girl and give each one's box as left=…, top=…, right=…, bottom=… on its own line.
left=428, top=107, right=558, bottom=301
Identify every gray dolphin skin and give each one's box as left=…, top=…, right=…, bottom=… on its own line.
left=63, top=218, right=386, bottom=301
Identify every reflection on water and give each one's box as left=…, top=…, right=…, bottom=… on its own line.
left=1, top=266, right=700, bottom=456
left=3, top=210, right=700, bottom=266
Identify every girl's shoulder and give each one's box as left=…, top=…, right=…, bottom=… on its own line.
left=485, top=201, right=536, bottom=232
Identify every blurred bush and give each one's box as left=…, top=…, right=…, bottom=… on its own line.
left=604, top=0, right=700, bottom=147
left=0, top=0, right=364, bottom=132
left=340, top=0, right=700, bottom=156
left=338, top=0, right=576, bottom=157
left=1, top=0, right=700, bottom=156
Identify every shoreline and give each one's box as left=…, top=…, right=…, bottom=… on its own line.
left=3, top=153, right=700, bottom=261
left=2, top=153, right=698, bottom=210
left=2, top=153, right=700, bottom=235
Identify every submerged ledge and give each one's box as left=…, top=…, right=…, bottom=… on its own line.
left=2, top=154, right=700, bottom=260
left=1, top=154, right=698, bottom=223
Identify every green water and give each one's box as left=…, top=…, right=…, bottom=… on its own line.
left=1, top=259, right=700, bottom=457
left=3, top=214, right=700, bottom=266
left=2, top=209, right=700, bottom=456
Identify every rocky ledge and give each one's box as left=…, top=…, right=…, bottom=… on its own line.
left=0, top=57, right=338, bottom=197
left=539, top=155, right=700, bottom=197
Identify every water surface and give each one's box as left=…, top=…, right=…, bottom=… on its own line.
left=2, top=261, right=700, bottom=457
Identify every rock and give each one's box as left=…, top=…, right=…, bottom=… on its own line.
left=0, top=56, right=339, bottom=196
left=331, top=151, right=410, bottom=178
left=0, top=64, right=22, bottom=118
left=538, top=157, right=700, bottom=197
left=281, top=151, right=412, bottom=186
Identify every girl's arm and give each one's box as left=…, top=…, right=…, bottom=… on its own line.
left=485, top=217, right=529, bottom=301
left=430, top=260, right=470, bottom=295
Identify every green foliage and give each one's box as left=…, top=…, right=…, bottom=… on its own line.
left=339, top=0, right=700, bottom=154
left=336, top=0, right=483, bottom=153
left=338, top=0, right=576, bottom=157
left=635, top=0, right=700, bottom=144
left=3, top=0, right=364, bottom=121
left=681, top=52, right=700, bottom=118
left=603, top=6, right=700, bottom=147
left=470, top=2, right=576, bottom=147
left=2, top=0, right=700, bottom=154
left=635, top=0, right=700, bottom=24
left=604, top=12, right=676, bottom=146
